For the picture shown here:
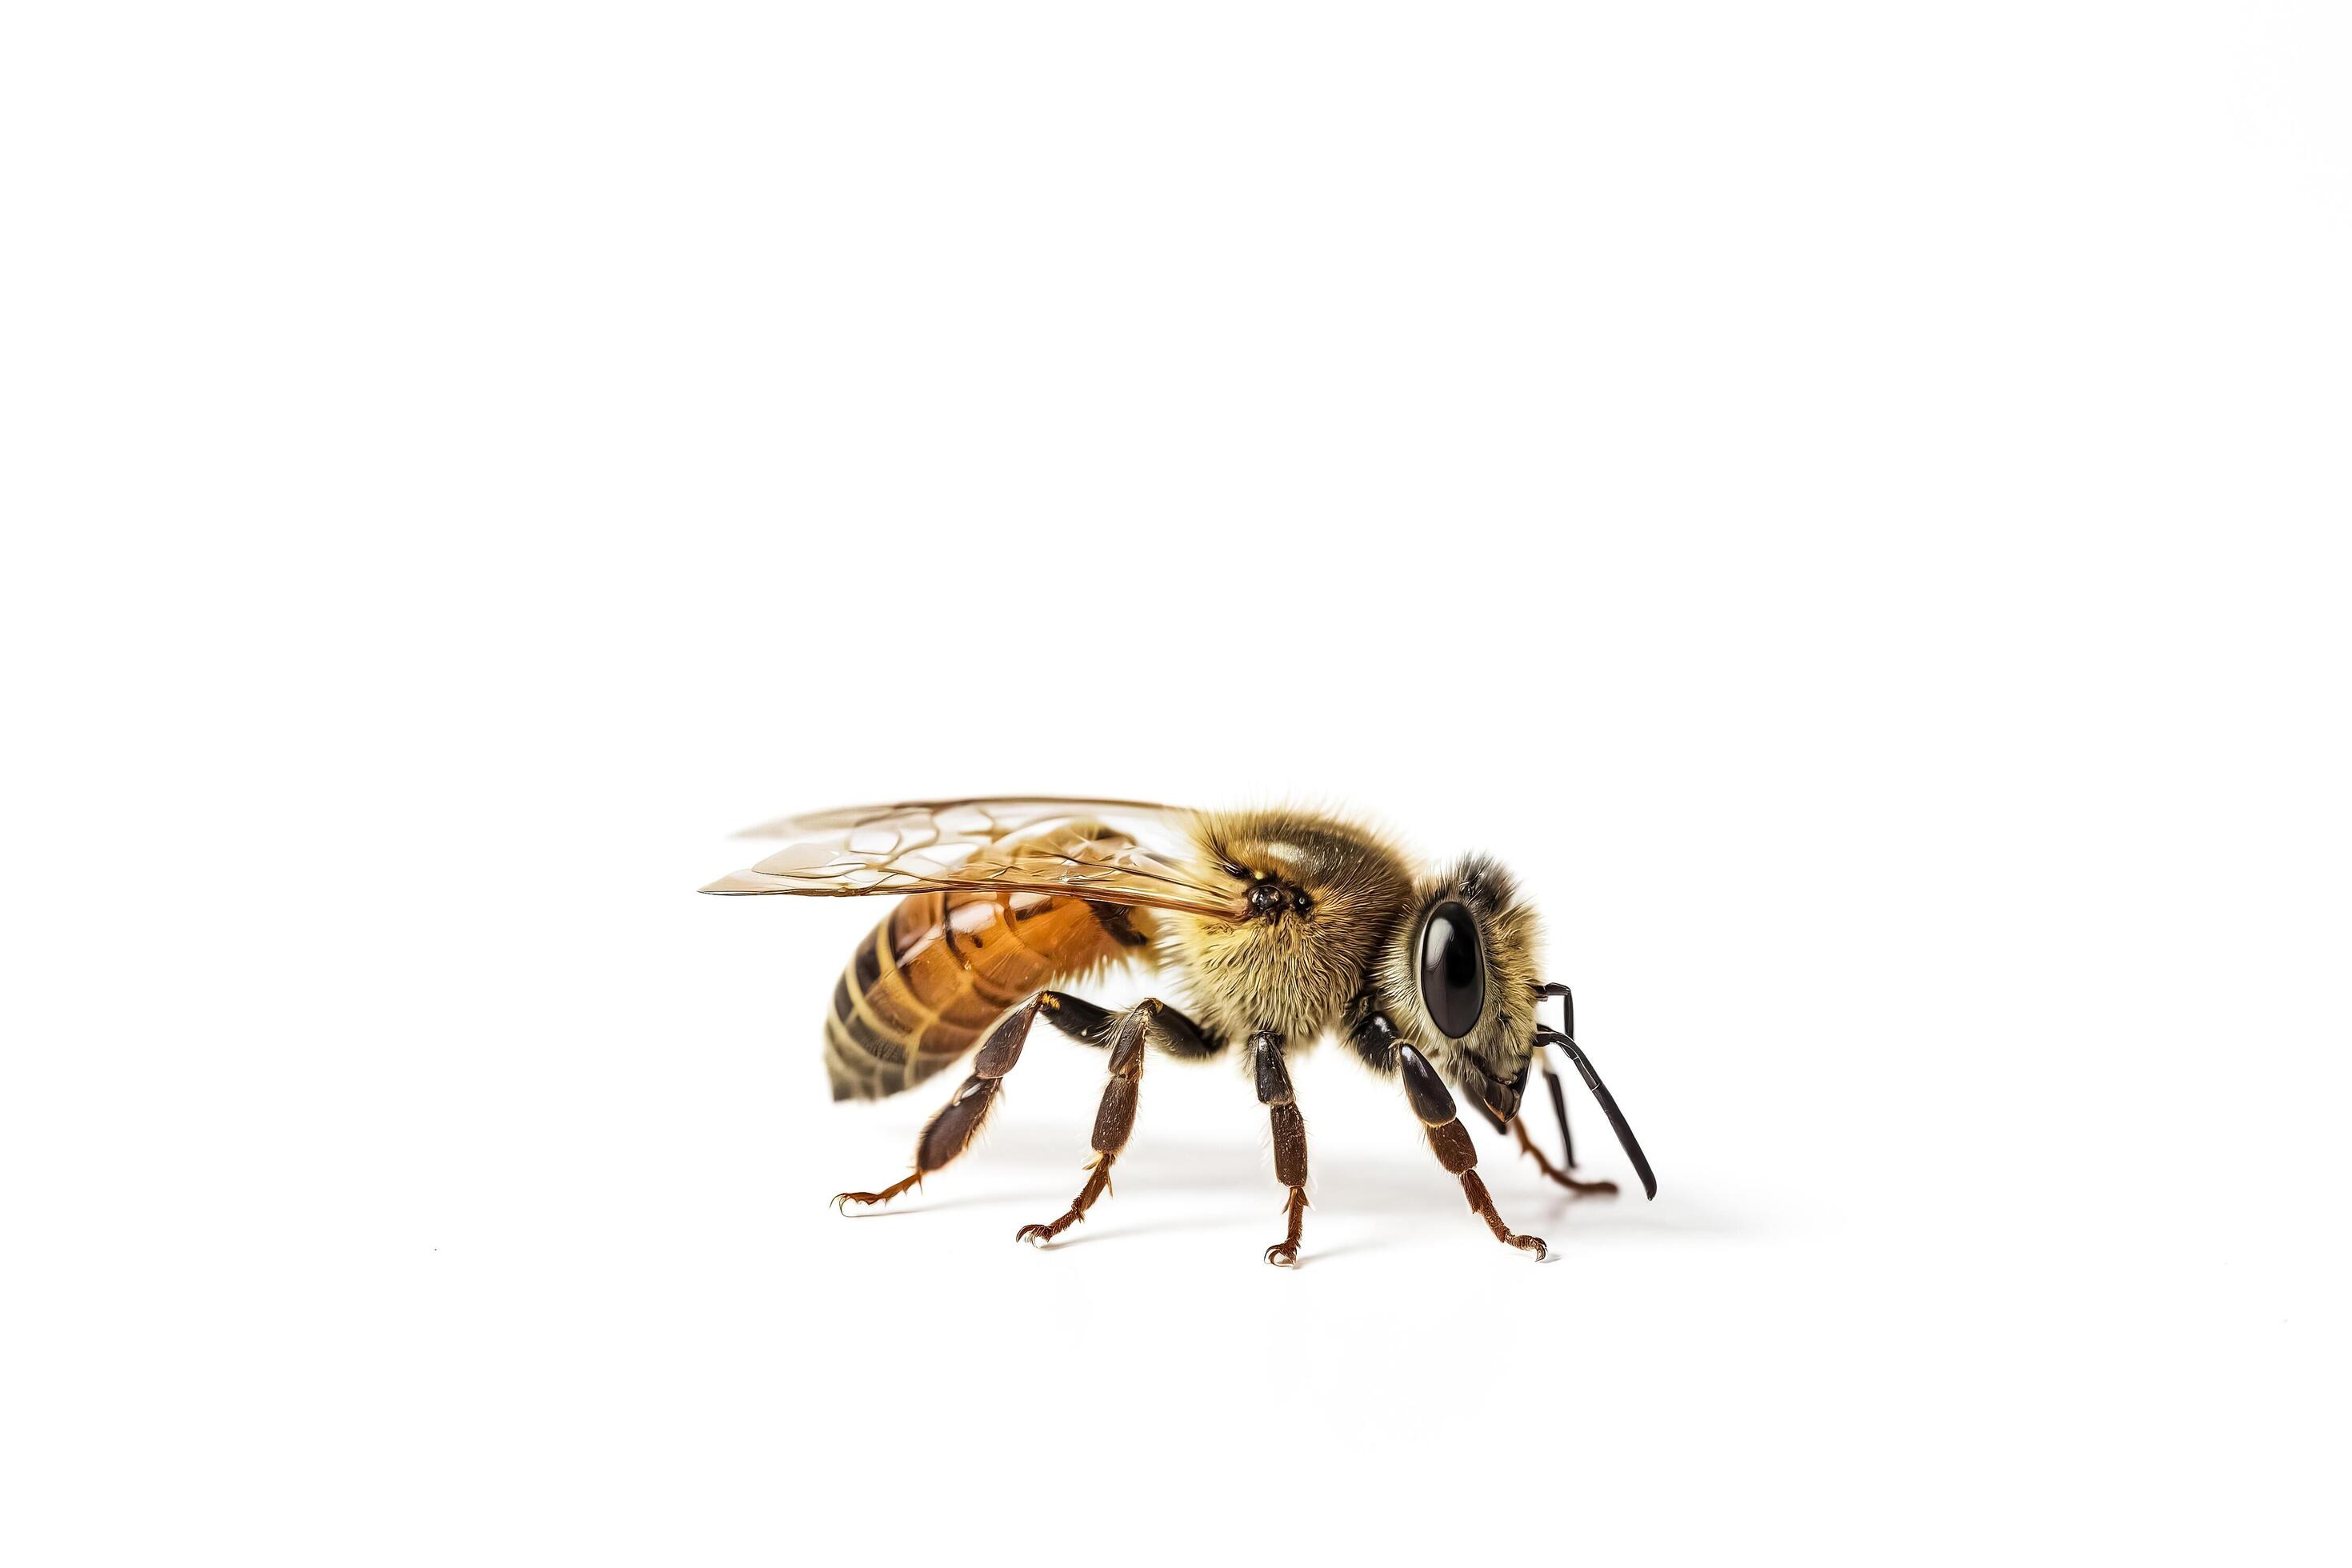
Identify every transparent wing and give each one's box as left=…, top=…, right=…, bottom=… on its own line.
left=727, top=797, right=1192, bottom=843
left=700, top=797, right=1246, bottom=921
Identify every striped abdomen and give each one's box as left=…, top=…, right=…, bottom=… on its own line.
left=825, top=883, right=1154, bottom=1101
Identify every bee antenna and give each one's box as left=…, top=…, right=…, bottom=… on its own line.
left=1533, top=980, right=1574, bottom=1038
left=1534, top=1025, right=1658, bottom=1201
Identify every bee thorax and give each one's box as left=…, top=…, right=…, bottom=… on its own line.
left=1170, top=809, right=1416, bottom=1046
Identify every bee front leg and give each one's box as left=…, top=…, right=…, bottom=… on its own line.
left=1448, top=1054, right=1614, bottom=1197
left=1519, top=1010, right=1618, bottom=1194
left=1254, top=1030, right=1310, bottom=1268
left=1398, top=1044, right=1546, bottom=1259
left=1510, top=1106, right=1618, bottom=1197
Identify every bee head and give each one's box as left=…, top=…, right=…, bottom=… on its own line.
left=1377, top=854, right=1542, bottom=1122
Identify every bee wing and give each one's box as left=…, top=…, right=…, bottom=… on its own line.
left=700, top=797, right=1247, bottom=922
left=726, top=796, right=1193, bottom=844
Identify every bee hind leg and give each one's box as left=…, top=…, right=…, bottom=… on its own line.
left=1014, top=997, right=1219, bottom=1249
left=831, top=1173, right=923, bottom=1211
left=834, top=989, right=1096, bottom=1214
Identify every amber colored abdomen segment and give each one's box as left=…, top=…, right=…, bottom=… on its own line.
left=822, top=883, right=1146, bottom=1101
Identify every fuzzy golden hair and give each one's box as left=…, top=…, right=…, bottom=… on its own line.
left=1166, top=809, right=1414, bottom=1048
left=1373, top=853, right=1542, bottom=1092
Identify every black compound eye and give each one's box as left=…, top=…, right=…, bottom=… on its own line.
left=1249, top=882, right=1283, bottom=915
left=1418, top=901, right=1485, bottom=1038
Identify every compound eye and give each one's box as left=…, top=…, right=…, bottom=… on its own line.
left=1418, top=901, right=1485, bottom=1038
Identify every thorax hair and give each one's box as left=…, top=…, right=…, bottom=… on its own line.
left=1162, top=808, right=1414, bottom=1048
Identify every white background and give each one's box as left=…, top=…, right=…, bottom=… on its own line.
left=5, top=3, right=2347, bottom=1563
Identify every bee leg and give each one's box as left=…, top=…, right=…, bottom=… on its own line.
left=1521, top=1052, right=1617, bottom=1193
left=1254, top=1030, right=1310, bottom=1268
left=839, top=992, right=1217, bottom=1221
left=834, top=989, right=1093, bottom=1211
left=1398, top=1043, right=1546, bottom=1259
left=1510, top=1112, right=1619, bottom=1197
left=1014, top=1001, right=1158, bottom=1248
left=1539, top=1050, right=1578, bottom=1166
left=830, top=1171, right=925, bottom=1211
left=1450, top=1058, right=1612, bottom=1195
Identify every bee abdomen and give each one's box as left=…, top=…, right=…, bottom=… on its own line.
left=822, top=834, right=1155, bottom=1100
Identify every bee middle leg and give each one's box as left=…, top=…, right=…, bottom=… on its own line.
left=1398, top=1043, right=1546, bottom=1259
left=1254, top=1030, right=1310, bottom=1268
left=1013, top=998, right=1220, bottom=1249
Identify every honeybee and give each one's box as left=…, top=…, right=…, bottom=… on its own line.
left=703, top=797, right=1655, bottom=1265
